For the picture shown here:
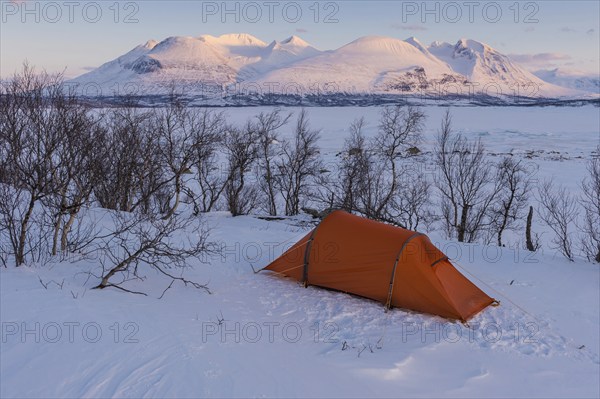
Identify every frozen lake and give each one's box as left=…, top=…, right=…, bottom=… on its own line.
left=221, top=105, right=599, bottom=151
left=220, top=105, right=600, bottom=192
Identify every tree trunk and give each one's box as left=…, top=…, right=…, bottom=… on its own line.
left=525, top=205, right=535, bottom=252
left=16, top=195, right=36, bottom=266
left=497, top=195, right=515, bottom=247
left=61, top=211, right=78, bottom=252
left=497, top=211, right=508, bottom=247
left=458, top=204, right=469, bottom=243
left=163, top=176, right=181, bottom=220
left=52, top=216, right=62, bottom=256
left=52, top=189, right=68, bottom=256
left=264, top=158, right=277, bottom=216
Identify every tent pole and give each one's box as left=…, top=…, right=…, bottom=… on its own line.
left=385, top=232, right=423, bottom=310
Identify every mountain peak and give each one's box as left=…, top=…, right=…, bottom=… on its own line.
left=200, top=33, right=267, bottom=47
left=343, top=35, right=423, bottom=54
left=404, top=36, right=427, bottom=52
left=280, top=35, right=310, bottom=47
left=143, top=40, right=158, bottom=50
left=257, top=36, right=321, bottom=73
left=429, top=41, right=452, bottom=49
left=455, top=38, right=490, bottom=53
left=351, top=35, right=394, bottom=44
left=217, top=33, right=266, bottom=46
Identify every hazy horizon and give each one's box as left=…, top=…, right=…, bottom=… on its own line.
left=1, top=1, right=599, bottom=79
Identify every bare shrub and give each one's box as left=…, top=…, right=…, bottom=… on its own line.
left=224, top=123, right=259, bottom=216
left=362, top=106, right=425, bottom=223
left=537, top=180, right=579, bottom=261
left=336, top=118, right=371, bottom=213
left=393, top=167, right=434, bottom=231
left=153, top=104, right=225, bottom=219
left=0, top=185, right=33, bottom=266
left=255, top=109, right=291, bottom=216
left=91, top=211, right=212, bottom=295
left=0, top=64, right=64, bottom=265
left=93, top=107, right=165, bottom=214
left=580, top=148, right=600, bottom=263
left=277, top=109, right=322, bottom=216
left=187, top=109, right=227, bottom=214
left=314, top=107, right=430, bottom=228
left=44, top=103, right=103, bottom=256
left=489, top=156, right=531, bottom=247
left=434, top=110, right=500, bottom=243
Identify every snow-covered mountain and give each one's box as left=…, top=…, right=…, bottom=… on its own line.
left=70, top=33, right=590, bottom=100
left=427, top=39, right=565, bottom=98
left=533, top=68, right=600, bottom=94
left=248, top=35, right=322, bottom=74
left=251, top=35, right=461, bottom=94
left=73, top=34, right=268, bottom=96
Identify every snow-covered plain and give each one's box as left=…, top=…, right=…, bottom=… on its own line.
left=1, top=105, right=599, bottom=398
left=224, top=105, right=599, bottom=194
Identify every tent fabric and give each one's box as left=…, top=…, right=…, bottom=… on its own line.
left=263, top=210, right=494, bottom=321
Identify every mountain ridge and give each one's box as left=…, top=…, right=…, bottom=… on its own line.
left=70, top=33, right=594, bottom=101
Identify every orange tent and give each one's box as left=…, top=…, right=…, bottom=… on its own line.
left=262, top=210, right=495, bottom=321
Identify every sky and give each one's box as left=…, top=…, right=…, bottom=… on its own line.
left=1, top=0, right=599, bottom=78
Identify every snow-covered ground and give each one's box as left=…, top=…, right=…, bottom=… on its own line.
left=1, top=211, right=599, bottom=398
left=1, top=105, right=599, bottom=398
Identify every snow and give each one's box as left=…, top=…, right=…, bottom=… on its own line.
left=144, top=40, right=159, bottom=50
left=404, top=36, right=429, bottom=54
left=427, top=39, right=573, bottom=98
left=70, top=33, right=322, bottom=95
left=68, top=34, right=594, bottom=99
left=1, top=209, right=599, bottom=398
left=248, top=37, right=322, bottom=75
left=280, top=35, right=309, bottom=46
left=2, top=105, right=600, bottom=397
left=533, top=68, right=600, bottom=94
left=221, top=104, right=599, bottom=177
left=200, top=33, right=268, bottom=48
left=253, top=35, right=456, bottom=93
